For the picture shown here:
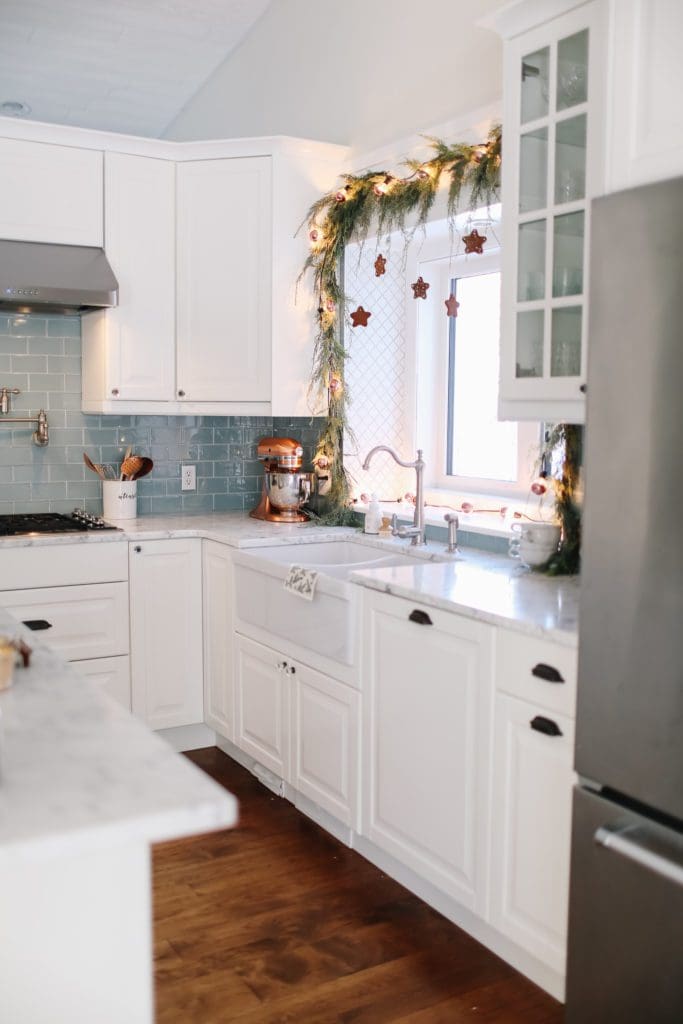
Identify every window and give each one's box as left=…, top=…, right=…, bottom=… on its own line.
left=414, top=219, right=540, bottom=497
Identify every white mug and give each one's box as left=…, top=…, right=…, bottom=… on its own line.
left=509, top=521, right=561, bottom=567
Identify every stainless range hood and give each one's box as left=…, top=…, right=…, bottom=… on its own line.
left=0, top=239, right=118, bottom=315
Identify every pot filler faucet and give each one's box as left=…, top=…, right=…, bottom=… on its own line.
left=361, top=446, right=426, bottom=546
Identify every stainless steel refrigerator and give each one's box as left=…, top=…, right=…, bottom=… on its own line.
left=565, top=176, right=683, bottom=1021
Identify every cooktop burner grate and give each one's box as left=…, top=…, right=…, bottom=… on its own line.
left=0, top=512, right=120, bottom=536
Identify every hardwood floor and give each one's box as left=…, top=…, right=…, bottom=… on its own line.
left=153, top=747, right=562, bottom=1023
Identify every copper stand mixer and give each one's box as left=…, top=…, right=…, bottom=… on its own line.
left=250, top=437, right=312, bottom=523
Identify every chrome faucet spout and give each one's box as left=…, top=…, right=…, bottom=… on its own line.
left=361, top=445, right=426, bottom=546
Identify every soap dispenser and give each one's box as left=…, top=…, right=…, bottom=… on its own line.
left=364, top=493, right=381, bottom=534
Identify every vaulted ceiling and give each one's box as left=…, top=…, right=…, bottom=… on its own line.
left=0, top=0, right=272, bottom=137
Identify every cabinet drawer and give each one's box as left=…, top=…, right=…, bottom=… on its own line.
left=496, top=628, right=577, bottom=718
left=0, top=542, right=128, bottom=590
left=0, top=583, right=129, bottom=661
left=71, top=656, right=131, bottom=711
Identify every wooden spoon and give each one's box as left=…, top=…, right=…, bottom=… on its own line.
left=120, top=455, right=144, bottom=481
left=131, top=457, right=153, bottom=481
left=120, top=445, right=133, bottom=480
left=83, top=452, right=106, bottom=480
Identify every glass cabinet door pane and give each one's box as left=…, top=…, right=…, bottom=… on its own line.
left=516, top=310, right=544, bottom=378
left=557, top=30, right=589, bottom=111
left=521, top=47, right=550, bottom=123
left=518, top=219, right=546, bottom=301
left=555, top=114, right=587, bottom=204
left=520, top=127, right=548, bottom=212
left=551, top=307, right=582, bottom=376
left=553, top=211, right=584, bottom=297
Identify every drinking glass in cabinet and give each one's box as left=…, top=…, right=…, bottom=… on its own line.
left=557, top=30, right=589, bottom=111
left=551, top=306, right=582, bottom=377
left=520, top=127, right=548, bottom=213
left=553, top=211, right=584, bottom=297
left=518, top=220, right=546, bottom=301
left=516, top=310, right=544, bottom=378
left=555, top=114, right=587, bottom=204
left=521, top=47, right=549, bottom=123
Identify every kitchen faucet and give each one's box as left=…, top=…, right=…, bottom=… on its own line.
left=361, top=445, right=426, bottom=546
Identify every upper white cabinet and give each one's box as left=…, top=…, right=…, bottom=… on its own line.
left=605, top=0, right=683, bottom=192
left=82, top=153, right=176, bottom=405
left=0, top=138, right=102, bottom=246
left=176, top=157, right=271, bottom=404
left=493, top=0, right=607, bottom=424
left=361, top=590, right=493, bottom=914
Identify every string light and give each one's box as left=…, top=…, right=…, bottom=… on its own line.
left=372, top=175, right=393, bottom=197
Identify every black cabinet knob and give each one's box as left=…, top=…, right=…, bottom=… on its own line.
left=133, top=545, right=142, bottom=553
left=409, top=609, right=433, bottom=626
left=531, top=662, right=564, bottom=683
left=530, top=715, right=563, bottom=737
left=178, top=389, right=185, bottom=398
left=579, top=383, right=587, bottom=394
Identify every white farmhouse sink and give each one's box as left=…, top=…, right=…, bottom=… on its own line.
left=232, top=540, right=437, bottom=669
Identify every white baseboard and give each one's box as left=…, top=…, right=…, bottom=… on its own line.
left=157, top=723, right=216, bottom=752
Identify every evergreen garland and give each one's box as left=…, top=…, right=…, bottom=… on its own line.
left=300, top=124, right=502, bottom=509
left=540, top=423, right=583, bottom=575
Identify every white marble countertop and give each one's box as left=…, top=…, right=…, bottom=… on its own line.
left=0, top=609, right=237, bottom=866
left=0, top=511, right=579, bottom=641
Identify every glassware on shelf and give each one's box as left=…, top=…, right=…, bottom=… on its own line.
left=518, top=219, right=547, bottom=301
left=551, top=306, right=582, bottom=376
left=520, top=127, right=548, bottom=212
left=557, top=30, right=589, bottom=111
left=555, top=114, right=587, bottom=204
left=516, top=310, right=544, bottom=378
left=553, top=211, right=584, bottom=297
left=521, top=47, right=550, bottom=123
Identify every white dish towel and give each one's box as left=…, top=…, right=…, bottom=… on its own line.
left=283, top=565, right=318, bottom=601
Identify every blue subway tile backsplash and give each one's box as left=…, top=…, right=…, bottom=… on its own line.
left=0, top=314, right=323, bottom=516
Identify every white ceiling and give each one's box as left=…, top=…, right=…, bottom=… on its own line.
left=0, top=0, right=272, bottom=137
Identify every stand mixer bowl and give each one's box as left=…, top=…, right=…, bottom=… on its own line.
left=264, top=471, right=312, bottom=519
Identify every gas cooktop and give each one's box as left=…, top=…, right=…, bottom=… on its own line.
left=0, top=512, right=120, bottom=536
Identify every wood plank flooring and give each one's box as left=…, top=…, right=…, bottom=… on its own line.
left=153, top=747, right=562, bottom=1024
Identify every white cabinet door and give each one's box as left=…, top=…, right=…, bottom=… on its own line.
left=291, top=663, right=359, bottom=828
left=72, top=656, right=131, bottom=711
left=606, top=0, right=683, bottom=192
left=82, top=153, right=176, bottom=407
left=129, top=539, right=203, bottom=730
left=362, top=591, right=493, bottom=912
left=234, top=634, right=289, bottom=779
left=0, top=138, right=103, bottom=245
left=176, top=157, right=272, bottom=403
left=489, top=692, right=575, bottom=974
left=202, top=541, right=234, bottom=740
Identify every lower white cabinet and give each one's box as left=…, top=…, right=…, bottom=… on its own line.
left=361, top=590, right=494, bottom=913
left=234, top=634, right=290, bottom=779
left=489, top=692, right=575, bottom=975
left=203, top=541, right=234, bottom=740
left=129, top=539, right=203, bottom=730
left=234, top=633, right=359, bottom=826
left=72, top=656, right=131, bottom=711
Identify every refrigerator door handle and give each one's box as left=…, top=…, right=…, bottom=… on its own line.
left=595, top=823, right=683, bottom=888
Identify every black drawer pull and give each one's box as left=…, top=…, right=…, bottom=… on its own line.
left=409, top=609, right=433, bottom=626
left=530, top=715, right=562, bottom=737
left=23, top=619, right=52, bottom=631
left=531, top=662, right=564, bottom=683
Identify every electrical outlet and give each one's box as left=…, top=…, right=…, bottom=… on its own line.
left=181, top=464, right=196, bottom=491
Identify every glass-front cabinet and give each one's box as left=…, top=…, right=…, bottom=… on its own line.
left=496, top=1, right=606, bottom=423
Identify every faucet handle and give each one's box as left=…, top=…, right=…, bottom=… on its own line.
left=444, top=512, right=459, bottom=553
left=390, top=513, right=399, bottom=536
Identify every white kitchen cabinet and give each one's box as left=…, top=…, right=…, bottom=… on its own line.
left=175, top=157, right=271, bottom=404
left=0, top=137, right=103, bottom=246
left=291, top=661, right=359, bottom=828
left=71, top=656, right=131, bottom=711
left=81, top=153, right=176, bottom=407
left=361, top=590, right=494, bottom=913
left=489, top=691, right=575, bottom=978
left=234, top=634, right=289, bottom=780
left=202, top=541, right=234, bottom=740
left=606, top=0, right=683, bottom=192
left=492, top=0, right=607, bottom=424
left=129, top=539, right=203, bottom=730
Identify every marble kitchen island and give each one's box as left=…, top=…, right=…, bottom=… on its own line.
left=0, top=608, right=237, bottom=1024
